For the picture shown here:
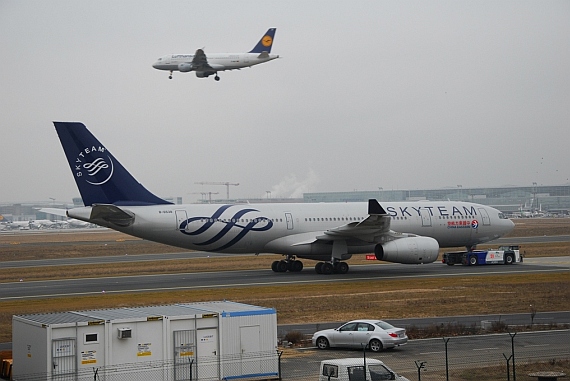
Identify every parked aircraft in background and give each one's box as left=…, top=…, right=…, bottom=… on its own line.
left=29, top=219, right=57, bottom=229
left=152, top=28, right=278, bottom=80
left=1, top=218, right=31, bottom=230
left=51, top=122, right=515, bottom=275
left=39, top=209, right=93, bottom=228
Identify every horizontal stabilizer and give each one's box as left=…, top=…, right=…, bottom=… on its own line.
left=90, top=204, right=135, bottom=227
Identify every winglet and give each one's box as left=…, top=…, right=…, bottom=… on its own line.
left=249, top=28, right=276, bottom=54
left=368, top=199, right=387, bottom=215
left=53, top=122, right=172, bottom=206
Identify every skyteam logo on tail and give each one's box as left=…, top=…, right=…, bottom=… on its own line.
left=178, top=205, right=273, bottom=251
left=73, top=145, right=114, bottom=186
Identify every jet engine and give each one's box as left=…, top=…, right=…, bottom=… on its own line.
left=178, top=63, right=193, bottom=72
left=374, top=236, right=439, bottom=264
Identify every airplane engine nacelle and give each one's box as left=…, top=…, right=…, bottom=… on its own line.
left=374, top=236, right=439, bottom=264
left=178, top=63, right=193, bottom=72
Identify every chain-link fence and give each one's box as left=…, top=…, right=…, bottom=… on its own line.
left=9, top=330, right=569, bottom=381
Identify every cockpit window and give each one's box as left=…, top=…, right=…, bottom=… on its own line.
left=498, top=213, right=507, bottom=219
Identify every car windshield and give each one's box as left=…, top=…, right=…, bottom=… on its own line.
left=374, top=321, right=395, bottom=330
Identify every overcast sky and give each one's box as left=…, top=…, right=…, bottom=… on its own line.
left=1, top=1, right=569, bottom=204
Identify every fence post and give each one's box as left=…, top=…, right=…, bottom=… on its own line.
left=503, top=353, right=512, bottom=381
left=414, top=360, right=427, bottom=381
left=508, top=331, right=517, bottom=381
left=277, top=350, right=283, bottom=381
left=442, top=337, right=450, bottom=381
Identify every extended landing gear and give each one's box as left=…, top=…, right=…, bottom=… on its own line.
left=271, top=257, right=303, bottom=273
left=168, top=70, right=173, bottom=79
left=315, top=261, right=349, bottom=275
left=214, top=74, right=220, bottom=81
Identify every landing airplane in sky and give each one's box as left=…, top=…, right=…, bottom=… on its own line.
left=52, top=122, right=514, bottom=275
left=152, top=28, right=278, bottom=80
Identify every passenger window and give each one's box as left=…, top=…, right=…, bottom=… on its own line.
left=339, top=322, right=358, bottom=332
left=348, top=366, right=366, bottom=381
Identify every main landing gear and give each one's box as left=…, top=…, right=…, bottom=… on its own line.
left=169, top=70, right=173, bottom=79
left=271, top=256, right=303, bottom=273
left=214, top=75, right=220, bottom=81
left=315, top=261, right=349, bottom=275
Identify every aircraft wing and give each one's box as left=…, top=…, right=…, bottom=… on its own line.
left=191, top=49, right=214, bottom=71
left=39, top=208, right=68, bottom=217
left=316, top=199, right=391, bottom=243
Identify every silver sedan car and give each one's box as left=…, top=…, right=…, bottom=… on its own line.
left=312, top=319, right=408, bottom=352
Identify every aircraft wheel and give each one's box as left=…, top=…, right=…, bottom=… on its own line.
left=291, top=260, right=303, bottom=272
left=315, top=262, right=324, bottom=274
left=168, top=75, right=172, bottom=79
left=271, top=261, right=280, bottom=272
left=337, top=262, right=349, bottom=274
left=215, top=75, right=220, bottom=81
left=276, top=260, right=288, bottom=272
left=321, top=262, right=334, bottom=275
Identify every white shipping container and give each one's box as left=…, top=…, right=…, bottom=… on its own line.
left=12, top=301, right=279, bottom=381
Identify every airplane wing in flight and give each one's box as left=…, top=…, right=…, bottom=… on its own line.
left=191, top=49, right=212, bottom=72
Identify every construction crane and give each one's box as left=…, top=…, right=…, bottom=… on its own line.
left=195, top=182, right=239, bottom=200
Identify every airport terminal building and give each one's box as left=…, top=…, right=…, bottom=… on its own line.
left=303, top=185, right=570, bottom=216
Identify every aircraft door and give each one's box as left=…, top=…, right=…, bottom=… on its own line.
left=285, top=213, right=294, bottom=230
left=420, top=209, right=432, bottom=227
left=176, top=210, right=188, bottom=231
left=478, top=208, right=491, bottom=226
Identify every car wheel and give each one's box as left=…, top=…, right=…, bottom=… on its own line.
left=469, top=255, right=478, bottom=265
left=316, top=337, right=330, bottom=350
left=368, top=339, right=383, bottom=352
left=505, top=254, right=514, bottom=264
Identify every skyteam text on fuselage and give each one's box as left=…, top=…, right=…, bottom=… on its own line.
left=52, top=122, right=515, bottom=275
left=152, top=28, right=278, bottom=81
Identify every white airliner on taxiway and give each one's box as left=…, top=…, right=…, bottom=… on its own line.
left=152, top=28, right=278, bottom=81
left=51, top=122, right=514, bottom=275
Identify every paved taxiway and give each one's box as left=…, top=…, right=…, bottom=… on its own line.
left=1, top=257, right=568, bottom=300
left=1, top=235, right=568, bottom=269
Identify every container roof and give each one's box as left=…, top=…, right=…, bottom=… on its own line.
left=14, top=301, right=275, bottom=325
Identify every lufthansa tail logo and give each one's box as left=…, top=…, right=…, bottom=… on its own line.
left=178, top=205, right=273, bottom=251
left=73, top=146, right=114, bottom=186
left=261, top=35, right=273, bottom=47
